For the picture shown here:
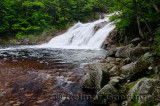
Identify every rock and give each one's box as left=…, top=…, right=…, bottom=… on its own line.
left=137, top=41, right=148, bottom=47
left=115, top=45, right=150, bottom=61
left=108, top=30, right=118, bottom=40
left=106, top=57, right=116, bottom=63
left=116, top=58, right=123, bottom=62
left=109, top=76, right=124, bottom=86
left=93, top=84, right=118, bottom=104
left=157, top=103, right=160, bottom=106
left=144, top=52, right=152, bottom=58
left=80, top=63, right=113, bottom=92
left=128, top=78, right=160, bottom=105
left=123, top=58, right=132, bottom=65
left=79, top=73, right=94, bottom=89
left=106, top=48, right=118, bottom=57
left=130, top=38, right=141, bottom=45
left=102, top=30, right=118, bottom=49
left=94, top=21, right=109, bottom=32
left=121, top=56, right=150, bottom=80
left=109, top=66, right=120, bottom=76
left=128, top=47, right=151, bottom=61
left=115, top=44, right=134, bottom=58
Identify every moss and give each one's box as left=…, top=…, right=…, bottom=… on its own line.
left=146, top=74, right=156, bottom=78
left=127, top=82, right=136, bottom=89
left=142, top=101, right=158, bottom=106
left=132, top=91, right=139, bottom=106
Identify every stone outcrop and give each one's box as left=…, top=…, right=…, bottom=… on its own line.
left=102, top=29, right=118, bottom=49
left=93, top=84, right=118, bottom=104
left=79, top=63, right=113, bottom=92
left=80, top=34, right=159, bottom=105
left=127, top=77, right=160, bottom=105
left=94, top=21, right=109, bottom=32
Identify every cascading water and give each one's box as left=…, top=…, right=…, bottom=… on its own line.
left=41, top=13, right=116, bottom=49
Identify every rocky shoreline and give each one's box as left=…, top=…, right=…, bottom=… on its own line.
left=80, top=30, right=160, bottom=106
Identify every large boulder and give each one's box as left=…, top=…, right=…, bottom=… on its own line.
left=115, top=44, right=134, bottom=58
left=102, top=30, right=118, bottom=49
left=121, top=56, right=150, bottom=80
left=93, top=84, right=118, bottom=104
left=115, top=45, right=150, bottom=61
left=128, top=47, right=151, bottom=61
left=80, top=63, right=113, bottom=92
left=79, top=73, right=94, bottom=89
left=127, top=78, right=160, bottom=105
left=106, top=48, right=118, bottom=57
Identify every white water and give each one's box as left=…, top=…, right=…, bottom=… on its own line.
left=40, top=13, right=116, bottom=49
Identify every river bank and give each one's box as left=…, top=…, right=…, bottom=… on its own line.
left=80, top=29, right=160, bottom=105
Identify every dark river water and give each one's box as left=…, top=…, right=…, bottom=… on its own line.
left=0, top=45, right=107, bottom=106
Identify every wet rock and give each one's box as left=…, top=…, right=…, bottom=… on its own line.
left=93, top=84, right=118, bottom=104
left=80, top=63, right=113, bottom=92
left=94, top=21, right=109, bottom=32
left=106, top=48, right=118, bottom=57
left=128, top=78, right=160, bottom=105
left=108, top=30, right=118, bottom=40
left=130, top=38, right=141, bottom=45
left=102, top=30, right=118, bottom=50
left=79, top=73, right=94, bottom=89
left=123, top=58, right=132, bottom=65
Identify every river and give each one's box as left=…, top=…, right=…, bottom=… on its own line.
left=0, top=46, right=107, bottom=105
left=0, top=13, right=115, bottom=105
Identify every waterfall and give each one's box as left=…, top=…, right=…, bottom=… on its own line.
left=41, top=13, right=116, bottom=49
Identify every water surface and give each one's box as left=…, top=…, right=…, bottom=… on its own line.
left=0, top=45, right=107, bottom=106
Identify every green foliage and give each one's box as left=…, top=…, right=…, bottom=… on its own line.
left=127, top=82, right=136, bottom=89
left=107, top=0, right=160, bottom=39
left=0, top=0, right=104, bottom=39
left=142, top=56, right=152, bottom=63
left=142, top=101, right=158, bottom=106
left=132, top=91, right=139, bottom=106
left=152, top=35, right=160, bottom=56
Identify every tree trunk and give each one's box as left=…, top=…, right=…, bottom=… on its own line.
left=133, top=0, right=144, bottom=38
left=138, top=1, right=152, bottom=35
left=151, top=0, right=159, bottom=12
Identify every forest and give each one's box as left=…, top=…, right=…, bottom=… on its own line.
left=0, top=0, right=106, bottom=39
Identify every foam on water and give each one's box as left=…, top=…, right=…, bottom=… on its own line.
left=39, top=13, right=116, bottom=49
